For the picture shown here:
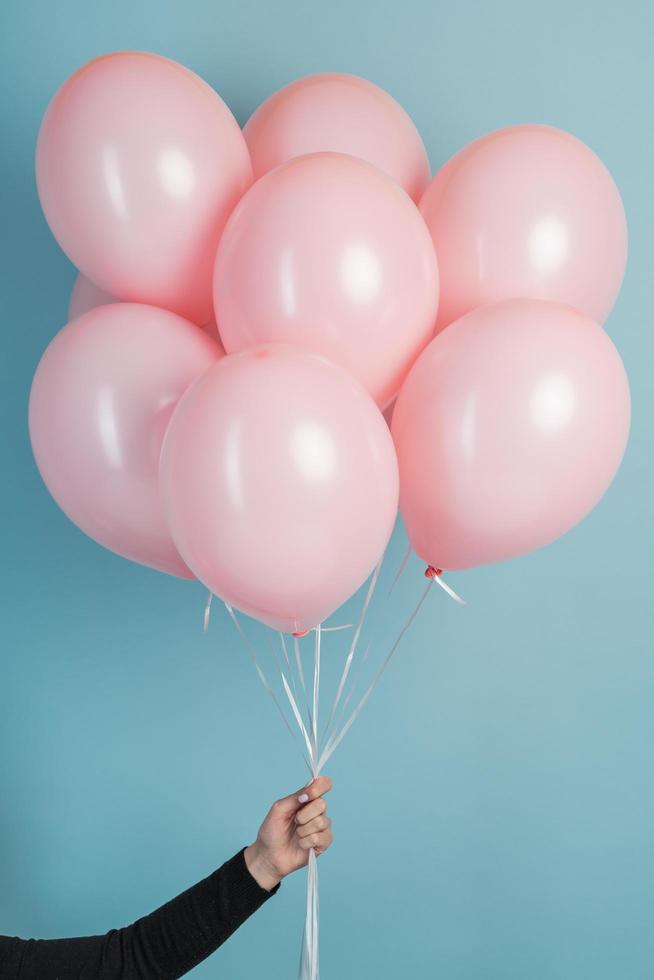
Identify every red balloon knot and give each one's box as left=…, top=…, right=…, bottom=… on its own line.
left=293, top=629, right=310, bottom=638
left=425, top=565, right=442, bottom=579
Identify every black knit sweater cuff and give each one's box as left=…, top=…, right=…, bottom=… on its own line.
left=223, top=847, right=281, bottom=917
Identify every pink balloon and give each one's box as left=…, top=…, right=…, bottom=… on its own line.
left=37, top=52, right=252, bottom=324
left=420, top=125, right=627, bottom=330
left=160, top=345, right=399, bottom=632
left=213, top=153, right=439, bottom=408
left=244, top=73, right=431, bottom=202
left=29, top=303, right=223, bottom=577
left=67, top=273, right=225, bottom=353
left=392, top=299, right=630, bottom=571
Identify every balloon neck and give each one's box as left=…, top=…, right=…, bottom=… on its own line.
left=424, top=565, right=442, bottom=579
left=293, top=629, right=310, bottom=638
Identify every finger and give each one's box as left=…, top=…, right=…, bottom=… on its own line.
left=298, top=828, right=334, bottom=851
left=299, top=774, right=333, bottom=804
left=297, top=814, right=331, bottom=839
left=315, top=836, right=333, bottom=856
left=270, top=780, right=320, bottom=817
left=295, top=797, right=327, bottom=826
left=270, top=774, right=333, bottom=817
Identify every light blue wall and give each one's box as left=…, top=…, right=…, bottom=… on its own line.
left=1, top=1, right=652, bottom=977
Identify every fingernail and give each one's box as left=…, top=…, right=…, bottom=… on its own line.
left=298, top=793, right=309, bottom=803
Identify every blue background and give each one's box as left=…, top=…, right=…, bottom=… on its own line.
left=1, top=1, right=652, bottom=977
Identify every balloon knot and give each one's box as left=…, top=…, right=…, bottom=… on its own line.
left=425, top=565, right=442, bottom=579
left=293, top=629, right=310, bottom=638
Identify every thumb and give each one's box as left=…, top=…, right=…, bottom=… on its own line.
left=270, top=775, right=333, bottom=817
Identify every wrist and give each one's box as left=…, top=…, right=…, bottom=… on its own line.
left=244, top=842, right=282, bottom=892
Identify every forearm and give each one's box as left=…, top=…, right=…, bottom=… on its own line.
left=112, top=847, right=280, bottom=978
left=0, top=848, right=278, bottom=980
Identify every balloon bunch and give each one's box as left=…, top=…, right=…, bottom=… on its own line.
left=29, top=53, right=630, bottom=979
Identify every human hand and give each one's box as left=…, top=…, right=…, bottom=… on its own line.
left=244, top=775, right=333, bottom=891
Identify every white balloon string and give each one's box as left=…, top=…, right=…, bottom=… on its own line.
left=298, top=627, right=323, bottom=980
left=293, top=635, right=314, bottom=754
left=301, top=859, right=312, bottom=980
left=300, top=847, right=319, bottom=980
left=333, top=643, right=371, bottom=733
left=255, top=634, right=322, bottom=980
left=293, top=635, right=309, bottom=702
left=424, top=565, right=466, bottom=604
left=281, top=671, right=317, bottom=768
left=223, top=602, right=312, bottom=772
left=265, top=632, right=284, bottom=674
left=432, top=571, right=466, bottom=605
left=317, top=579, right=434, bottom=772
left=225, top=566, right=451, bottom=979
left=387, top=543, right=412, bottom=596
left=279, top=632, right=298, bottom=702
left=312, top=847, right=319, bottom=979
left=279, top=631, right=293, bottom=674
left=322, top=561, right=382, bottom=743
left=203, top=590, right=213, bottom=633
left=311, top=624, right=321, bottom=759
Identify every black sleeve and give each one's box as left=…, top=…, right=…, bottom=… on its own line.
left=0, top=847, right=279, bottom=980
